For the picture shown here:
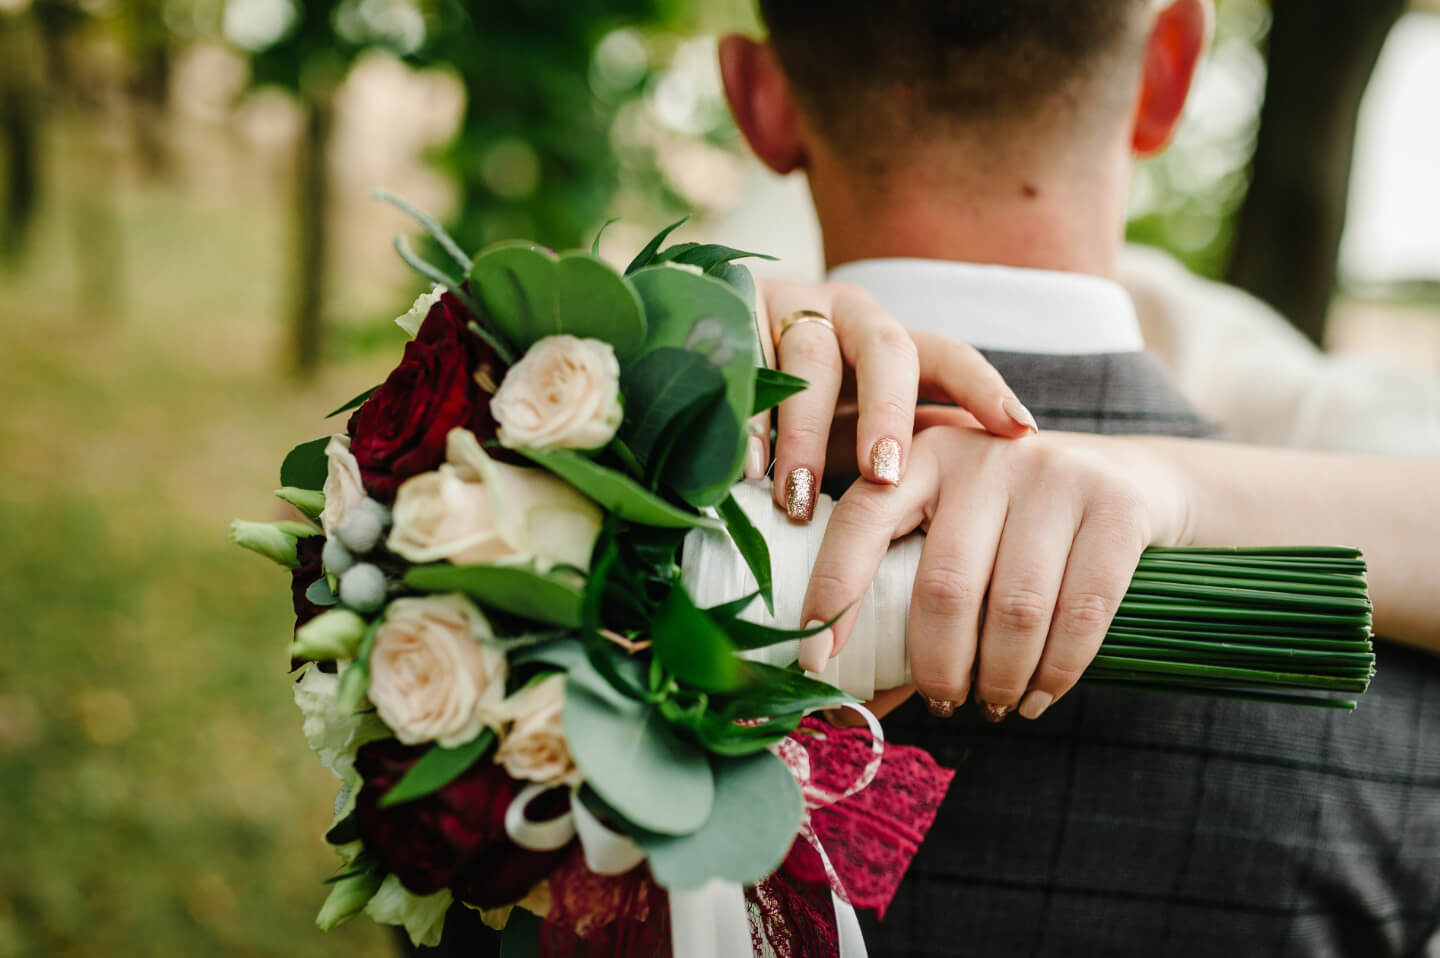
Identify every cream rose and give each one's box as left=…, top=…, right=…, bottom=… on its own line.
left=387, top=428, right=602, bottom=572
left=494, top=674, right=576, bottom=784
left=492, top=335, right=623, bottom=451
left=367, top=595, right=505, bottom=747
left=321, top=435, right=366, bottom=537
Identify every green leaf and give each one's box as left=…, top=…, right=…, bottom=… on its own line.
left=281, top=437, right=331, bottom=490
left=469, top=242, right=647, bottom=358
left=655, top=243, right=777, bottom=272
left=304, top=577, right=338, bottom=607
left=618, top=348, right=725, bottom=468
left=326, top=386, right=379, bottom=419
left=379, top=729, right=496, bottom=807
left=752, top=368, right=810, bottom=415
left=717, top=493, right=773, bottom=614
left=710, top=262, right=756, bottom=312
left=724, top=606, right=847, bottom=652
left=564, top=673, right=714, bottom=835
left=638, top=751, right=803, bottom=889
left=403, top=564, right=585, bottom=627
left=692, top=711, right=804, bottom=756
left=719, top=662, right=856, bottom=718
left=659, top=397, right=744, bottom=504
left=705, top=591, right=759, bottom=621
left=515, top=447, right=719, bottom=530
left=591, top=217, right=620, bottom=256
left=625, top=217, right=688, bottom=274
left=629, top=267, right=759, bottom=506
left=498, top=908, right=542, bottom=958
left=652, top=584, right=752, bottom=693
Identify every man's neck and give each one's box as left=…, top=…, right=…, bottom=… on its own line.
left=805, top=143, right=1131, bottom=279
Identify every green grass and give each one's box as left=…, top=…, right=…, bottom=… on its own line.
left=0, top=126, right=410, bottom=957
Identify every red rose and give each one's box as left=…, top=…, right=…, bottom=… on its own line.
left=347, top=293, right=500, bottom=502
left=353, top=739, right=566, bottom=901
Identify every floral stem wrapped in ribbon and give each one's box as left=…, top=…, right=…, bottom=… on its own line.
left=233, top=197, right=1374, bottom=956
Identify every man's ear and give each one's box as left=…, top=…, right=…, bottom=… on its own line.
left=1131, top=0, right=1212, bottom=156
left=718, top=34, right=806, bottom=175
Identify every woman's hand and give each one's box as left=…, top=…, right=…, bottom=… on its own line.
left=753, top=279, right=1038, bottom=521
left=799, top=428, right=1188, bottom=721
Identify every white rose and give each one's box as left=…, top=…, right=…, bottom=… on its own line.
left=494, top=674, right=576, bottom=785
left=395, top=285, right=444, bottom=338
left=387, top=428, right=602, bottom=572
left=492, top=335, right=623, bottom=451
left=367, top=595, right=505, bottom=747
left=321, top=435, right=366, bottom=538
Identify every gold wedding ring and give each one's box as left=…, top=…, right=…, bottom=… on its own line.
left=777, top=309, right=836, bottom=339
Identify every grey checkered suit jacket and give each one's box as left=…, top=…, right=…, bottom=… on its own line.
left=860, top=350, right=1440, bottom=958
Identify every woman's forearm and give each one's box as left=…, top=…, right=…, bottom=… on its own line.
left=1134, top=437, right=1440, bottom=651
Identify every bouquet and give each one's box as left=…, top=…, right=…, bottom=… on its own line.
left=233, top=197, right=1375, bottom=956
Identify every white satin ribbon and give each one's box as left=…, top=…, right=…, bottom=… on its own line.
left=683, top=480, right=922, bottom=701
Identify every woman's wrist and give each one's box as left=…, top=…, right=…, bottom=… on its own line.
left=1040, top=432, right=1195, bottom=550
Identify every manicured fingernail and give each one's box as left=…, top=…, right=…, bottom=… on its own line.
left=923, top=695, right=956, bottom=718
left=798, top=619, right=833, bottom=673
left=785, top=467, right=816, bottom=522
left=978, top=700, right=1013, bottom=723
left=1018, top=690, right=1053, bottom=720
left=869, top=437, right=901, bottom=484
left=745, top=435, right=767, bottom=479
left=1002, top=397, right=1038, bottom=434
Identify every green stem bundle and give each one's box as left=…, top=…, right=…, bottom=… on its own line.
left=1085, top=547, right=1374, bottom=709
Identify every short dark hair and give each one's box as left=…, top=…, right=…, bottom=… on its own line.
left=757, top=0, right=1150, bottom=154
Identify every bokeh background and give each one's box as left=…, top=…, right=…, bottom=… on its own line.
left=1, top=0, right=1437, bottom=955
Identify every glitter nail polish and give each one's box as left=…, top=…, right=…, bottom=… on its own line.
left=785, top=466, right=816, bottom=522
left=870, top=437, right=901, bottom=484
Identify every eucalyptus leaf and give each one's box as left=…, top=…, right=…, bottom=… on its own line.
left=625, top=217, right=688, bottom=274
left=618, top=348, right=725, bottom=468
left=717, top=493, right=773, bottom=614
left=379, top=730, right=496, bottom=807
left=709, top=262, right=756, bottom=312
left=752, top=368, right=810, bottom=415
left=470, top=242, right=646, bottom=357
left=403, top=564, right=585, bottom=627
left=305, top=577, right=339, bottom=607
left=563, top=676, right=714, bottom=835
left=652, top=584, right=752, bottom=693
left=629, top=267, right=759, bottom=505
left=515, top=447, right=719, bottom=530
left=280, top=437, right=332, bottom=491
left=639, top=751, right=803, bottom=889
left=660, top=398, right=745, bottom=504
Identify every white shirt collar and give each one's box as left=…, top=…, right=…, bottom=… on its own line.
left=827, top=258, right=1144, bottom=354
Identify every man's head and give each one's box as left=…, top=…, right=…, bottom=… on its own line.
left=720, top=0, right=1211, bottom=273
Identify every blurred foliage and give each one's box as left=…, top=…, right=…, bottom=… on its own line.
left=1126, top=0, right=1272, bottom=278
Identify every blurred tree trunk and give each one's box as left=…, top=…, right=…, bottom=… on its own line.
left=0, top=16, right=42, bottom=265
left=1225, top=0, right=1405, bottom=346
left=291, top=91, right=334, bottom=379
left=130, top=41, right=171, bottom=179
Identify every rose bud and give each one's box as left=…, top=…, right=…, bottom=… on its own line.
left=492, top=335, right=623, bottom=451
left=315, top=866, right=384, bottom=931
left=291, top=608, right=369, bottom=661
left=231, top=519, right=317, bottom=568
left=275, top=486, right=326, bottom=520
left=321, top=436, right=367, bottom=537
